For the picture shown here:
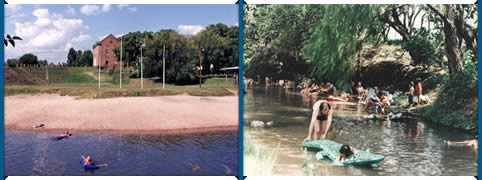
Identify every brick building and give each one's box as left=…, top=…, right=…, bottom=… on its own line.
left=93, top=34, right=123, bottom=69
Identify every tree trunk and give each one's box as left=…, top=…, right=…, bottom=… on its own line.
left=441, top=5, right=463, bottom=76
left=427, top=4, right=463, bottom=77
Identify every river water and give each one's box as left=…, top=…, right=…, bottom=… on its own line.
left=5, top=129, right=238, bottom=176
left=244, top=87, right=477, bottom=176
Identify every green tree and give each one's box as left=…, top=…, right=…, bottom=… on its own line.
left=80, top=50, right=93, bottom=67
left=143, top=30, right=198, bottom=84
left=193, top=29, right=229, bottom=74
left=67, top=48, right=77, bottom=66
left=19, top=53, right=39, bottom=65
left=6, top=58, right=18, bottom=67
left=303, top=5, right=383, bottom=85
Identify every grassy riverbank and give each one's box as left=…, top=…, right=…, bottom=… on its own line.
left=5, top=67, right=237, bottom=98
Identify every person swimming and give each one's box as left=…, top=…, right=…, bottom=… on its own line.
left=444, top=138, right=478, bottom=150
left=52, top=130, right=71, bottom=139
left=81, top=155, right=108, bottom=167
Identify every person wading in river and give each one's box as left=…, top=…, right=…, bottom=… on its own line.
left=415, top=78, right=423, bottom=105
left=405, top=82, right=415, bottom=110
left=303, top=100, right=334, bottom=143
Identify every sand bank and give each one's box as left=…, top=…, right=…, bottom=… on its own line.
left=5, top=94, right=238, bottom=133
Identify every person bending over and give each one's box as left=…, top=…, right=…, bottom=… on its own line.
left=304, top=100, right=333, bottom=143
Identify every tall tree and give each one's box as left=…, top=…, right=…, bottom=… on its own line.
left=80, top=50, right=93, bottom=67
left=427, top=4, right=463, bottom=76
left=303, top=5, right=383, bottom=84
left=67, top=48, right=77, bottom=66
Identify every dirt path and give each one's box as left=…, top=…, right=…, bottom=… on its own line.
left=5, top=94, right=238, bottom=134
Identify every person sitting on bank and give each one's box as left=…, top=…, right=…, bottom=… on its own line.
left=357, top=82, right=367, bottom=100
left=303, top=100, right=334, bottom=143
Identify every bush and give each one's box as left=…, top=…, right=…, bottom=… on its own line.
left=402, top=28, right=443, bottom=68
left=108, top=69, right=115, bottom=76
left=129, top=72, right=139, bottom=78
left=423, top=51, right=478, bottom=132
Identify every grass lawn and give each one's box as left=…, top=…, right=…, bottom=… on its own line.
left=5, top=67, right=238, bottom=98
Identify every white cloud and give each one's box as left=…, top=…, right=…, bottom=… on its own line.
left=102, top=4, right=112, bottom=12
left=65, top=5, right=76, bottom=16
left=72, top=34, right=90, bottom=43
left=177, top=25, right=204, bottom=36
left=5, top=4, right=21, bottom=13
left=127, top=7, right=138, bottom=12
left=117, top=4, right=128, bottom=8
left=6, top=8, right=87, bottom=63
left=80, top=5, right=100, bottom=16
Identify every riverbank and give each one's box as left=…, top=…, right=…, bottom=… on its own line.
left=5, top=94, right=238, bottom=134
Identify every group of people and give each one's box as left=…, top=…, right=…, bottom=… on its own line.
left=405, top=78, right=424, bottom=110
left=299, top=81, right=334, bottom=96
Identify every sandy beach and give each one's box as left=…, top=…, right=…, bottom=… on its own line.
left=5, top=94, right=238, bottom=134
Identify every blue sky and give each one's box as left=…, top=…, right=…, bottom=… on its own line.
left=4, top=4, right=238, bottom=63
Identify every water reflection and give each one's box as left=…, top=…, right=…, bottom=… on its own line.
left=244, top=87, right=477, bottom=176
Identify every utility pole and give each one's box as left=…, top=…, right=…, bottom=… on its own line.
left=163, top=45, right=165, bottom=89
left=98, top=44, right=101, bottom=89
left=46, top=65, right=48, bottom=87
left=199, top=47, right=202, bottom=88
left=120, top=36, right=123, bottom=88
left=141, top=42, right=144, bottom=89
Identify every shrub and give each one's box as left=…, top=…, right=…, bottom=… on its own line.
left=402, top=28, right=443, bottom=68
left=423, top=51, right=478, bottom=132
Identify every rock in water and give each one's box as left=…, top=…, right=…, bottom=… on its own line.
left=250, top=120, right=265, bottom=128
left=265, top=121, right=274, bottom=127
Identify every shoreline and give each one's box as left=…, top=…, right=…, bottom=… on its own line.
left=5, top=125, right=238, bottom=136
left=5, top=94, right=238, bottom=134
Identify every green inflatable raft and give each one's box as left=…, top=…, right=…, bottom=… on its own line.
left=303, top=140, right=385, bottom=166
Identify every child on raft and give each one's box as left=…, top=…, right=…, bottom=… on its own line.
left=336, top=145, right=358, bottom=163
left=81, top=155, right=108, bottom=167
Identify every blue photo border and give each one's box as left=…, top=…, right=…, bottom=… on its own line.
left=475, top=1, right=482, bottom=179
left=1, top=1, right=5, bottom=179
left=237, top=1, right=244, bottom=179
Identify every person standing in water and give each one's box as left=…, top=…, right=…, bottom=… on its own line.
left=406, top=81, right=415, bottom=110
left=415, top=78, right=423, bottom=105
left=303, top=100, right=334, bottom=143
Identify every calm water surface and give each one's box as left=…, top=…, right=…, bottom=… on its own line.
left=244, top=87, right=477, bottom=176
left=5, top=129, right=238, bottom=176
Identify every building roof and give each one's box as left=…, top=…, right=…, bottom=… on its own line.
left=93, top=34, right=117, bottom=48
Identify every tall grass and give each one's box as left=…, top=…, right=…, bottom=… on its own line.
left=244, top=131, right=279, bottom=176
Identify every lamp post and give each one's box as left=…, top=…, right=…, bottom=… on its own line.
left=98, top=44, right=102, bottom=89
left=199, top=47, right=203, bottom=88
left=163, top=45, right=165, bottom=89
left=140, top=41, right=145, bottom=89
left=120, top=36, right=123, bottom=89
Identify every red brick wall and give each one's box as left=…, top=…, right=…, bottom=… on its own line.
left=93, top=34, right=122, bottom=69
